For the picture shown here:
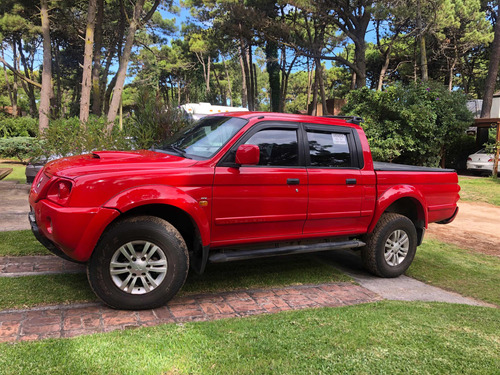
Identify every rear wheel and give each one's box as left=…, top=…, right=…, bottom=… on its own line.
left=361, top=213, right=417, bottom=278
left=87, top=216, right=189, bottom=310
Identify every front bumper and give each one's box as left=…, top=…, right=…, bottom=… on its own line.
left=29, top=210, right=82, bottom=263
left=29, top=199, right=120, bottom=262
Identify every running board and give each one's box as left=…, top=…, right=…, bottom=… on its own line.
left=209, top=240, right=366, bottom=263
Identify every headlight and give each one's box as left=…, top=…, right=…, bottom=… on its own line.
left=46, top=179, right=73, bottom=206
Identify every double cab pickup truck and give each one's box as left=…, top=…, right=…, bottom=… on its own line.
left=29, top=113, right=460, bottom=310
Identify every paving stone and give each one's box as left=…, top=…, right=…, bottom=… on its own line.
left=0, top=282, right=381, bottom=343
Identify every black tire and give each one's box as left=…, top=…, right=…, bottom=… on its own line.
left=361, top=213, right=417, bottom=278
left=87, top=216, right=189, bottom=310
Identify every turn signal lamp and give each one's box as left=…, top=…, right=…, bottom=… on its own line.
left=47, top=179, right=73, bottom=206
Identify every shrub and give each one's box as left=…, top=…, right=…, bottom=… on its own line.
left=445, top=134, right=477, bottom=170
left=342, top=82, right=473, bottom=167
left=0, top=137, right=40, bottom=164
left=36, top=116, right=132, bottom=159
left=128, top=87, right=192, bottom=150
left=0, top=116, right=38, bottom=138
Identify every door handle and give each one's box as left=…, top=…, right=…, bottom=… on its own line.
left=346, top=178, right=357, bottom=185
left=287, top=178, right=300, bottom=185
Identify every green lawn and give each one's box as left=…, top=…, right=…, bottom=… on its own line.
left=458, top=176, right=500, bottom=206
left=407, top=239, right=500, bottom=306
left=1, top=301, right=498, bottom=375
left=0, top=163, right=26, bottom=184
left=0, top=230, right=51, bottom=257
left=1, top=230, right=499, bottom=309
left=0, top=255, right=350, bottom=310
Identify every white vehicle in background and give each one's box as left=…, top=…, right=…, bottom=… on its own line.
left=180, top=103, right=248, bottom=120
left=466, top=149, right=496, bottom=175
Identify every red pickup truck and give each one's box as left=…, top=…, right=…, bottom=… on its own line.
left=29, top=113, right=459, bottom=310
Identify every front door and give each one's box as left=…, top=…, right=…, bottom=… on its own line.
left=212, top=123, right=308, bottom=246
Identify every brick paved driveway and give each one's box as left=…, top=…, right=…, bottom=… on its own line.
left=0, top=283, right=380, bottom=343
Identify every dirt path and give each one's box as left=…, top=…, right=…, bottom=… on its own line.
left=427, top=201, right=500, bottom=257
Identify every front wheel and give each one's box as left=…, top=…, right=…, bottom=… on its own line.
left=361, top=213, right=417, bottom=278
left=87, top=216, right=189, bottom=310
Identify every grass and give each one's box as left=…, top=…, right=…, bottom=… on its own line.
left=458, top=176, right=500, bottom=206
left=0, top=274, right=95, bottom=310
left=407, top=239, right=500, bottom=306
left=0, top=301, right=498, bottom=374
left=0, top=162, right=26, bottom=184
left=0, top=255, right=350, bottom=310
left=0, top=230, right=51, bottom=257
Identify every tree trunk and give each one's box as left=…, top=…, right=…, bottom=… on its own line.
left=1, top=48, right=16, bottom=116
left=206, top=56, right=211, bottom=93
left=100, top=45, right=116, bottom=113
left=238, top=46, right=248, bottom=108
left=53, top=40, right=62, bottom=117
left=377, top=45, right=392, bottom=91
left=315, top=58, right=327, bottom=115
left=91, top=0, right=104, bottom=115
left=17, top=41, right=38, bottom=117
left=39, top=0, right=53, bottom=132
left=107, top=0, right=160, bottom=126
left=104, top=72, right=117, bottom=116
left=223, top=58, right=232, bottom=106
left=481, top=8, right=500, bottom=118
left=354, top=39, right=367, bottom=88
left=266, top=40, right=280, bottom=112
left=247, top=44, right=255, bottom=111
left=306, top=58, right=314, bottom=114
left=11, top=42, right=18, bottom=116
left=80, top=0, right=98, bottom=124
left=310, top=71, right=318, bottom=116
left=448, top=57, right=457, bottom=92
left=416, top=0, right=428, bottom=81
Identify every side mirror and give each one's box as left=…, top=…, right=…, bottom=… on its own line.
left=235, top=144, right=260, bottom=166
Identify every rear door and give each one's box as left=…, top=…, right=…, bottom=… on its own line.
left=303, top=124, right=367, bottom=235
left=212, top=122, right=308, bottom=245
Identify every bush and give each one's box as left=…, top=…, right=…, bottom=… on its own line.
left=128, top=87, right=192, bottom=150
left=0, top=137, right=40, bottom=164
left=37, top=116, right=132, bottom=159
left=342, top=82, right=473, bottom=167
left=445, top=134, right=477, bottom=170
left=0, top=116, right=38, bottom=138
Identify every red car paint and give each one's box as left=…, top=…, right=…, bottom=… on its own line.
left=29, top=112, right=459, bottom=263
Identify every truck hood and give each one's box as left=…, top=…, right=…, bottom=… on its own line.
left=44, top=150, right=198, bottom=179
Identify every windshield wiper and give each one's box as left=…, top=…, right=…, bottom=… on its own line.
left=154, top=144, right=193, bottom=159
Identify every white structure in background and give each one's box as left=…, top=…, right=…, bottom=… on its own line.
left=180, top=103, right=249, bottom=121
left=491, top=92, right=500, bottom=117
left=467, top=93, right=500, bottom=135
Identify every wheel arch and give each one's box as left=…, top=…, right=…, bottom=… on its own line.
left=103, top=185, right=210, bottom=246
left=104, top=203, right=209, bottom=274
left=368, top=185, right=428, bottom=244
left=101, top=185, right=210, bottom=274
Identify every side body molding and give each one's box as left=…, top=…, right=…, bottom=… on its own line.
left=103, top=184, right=211, bottom=246
left=368, top=184, right=428, bottom=233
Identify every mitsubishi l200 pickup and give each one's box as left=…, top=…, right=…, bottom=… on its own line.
left=29, top=113, right=459, bottom=309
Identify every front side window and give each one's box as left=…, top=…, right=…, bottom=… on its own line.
left=156, top=116, right=247, bottom=159
left=244, top=129, right=299, bottom=166
left=307, top=130, right=352, bottom=167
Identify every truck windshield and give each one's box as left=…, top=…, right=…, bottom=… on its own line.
left=156, top=116, right=248, bottom=159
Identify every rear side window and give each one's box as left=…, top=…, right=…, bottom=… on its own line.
left=307, top=130, right=352, bottom=167
left=245, top=129, right=299, bottom=166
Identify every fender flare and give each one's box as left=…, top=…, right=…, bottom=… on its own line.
left=103, top=184, right=210, bottom=246
left=368, top=184, right=428, bottom=233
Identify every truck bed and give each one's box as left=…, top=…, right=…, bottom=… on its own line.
left=373, top=162, right=455, bottom=173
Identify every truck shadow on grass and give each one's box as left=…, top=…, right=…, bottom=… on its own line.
left=0, top=253, right=353, bottom=310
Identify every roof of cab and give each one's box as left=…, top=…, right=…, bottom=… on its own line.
left=215, top=111, right=363, bottom=129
